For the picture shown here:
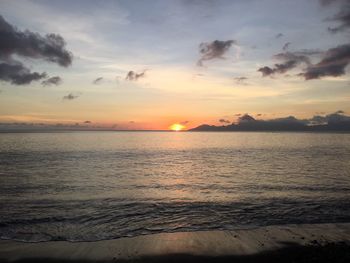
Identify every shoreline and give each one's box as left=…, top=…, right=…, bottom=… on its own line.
left=1, top=223, right=350, bottom=262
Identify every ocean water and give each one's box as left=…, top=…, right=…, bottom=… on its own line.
left=0, top=131, right=350, bottom=242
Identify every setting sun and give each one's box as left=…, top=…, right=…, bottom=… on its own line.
left=169, top=123, right=185, bottom=131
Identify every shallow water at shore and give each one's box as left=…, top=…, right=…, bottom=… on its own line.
left=1, top=132, right=350, bottom=241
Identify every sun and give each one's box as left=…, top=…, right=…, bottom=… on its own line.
left=169, top=123, right=185, bottom=131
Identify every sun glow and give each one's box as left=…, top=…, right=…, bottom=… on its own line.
left=169, top=123, right=185, bottom=131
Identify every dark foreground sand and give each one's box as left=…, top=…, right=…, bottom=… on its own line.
left=0, top=223, right=350, bottom=262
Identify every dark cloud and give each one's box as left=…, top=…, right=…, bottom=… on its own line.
left=0, top=15, right=72, bottom=67
left=219, top=119, right=231, bottom=124
left=282, top=42, right=291, bottom=51
left=93, top=77, right=103, bottom=84
left=270, top=116, right=307, bottom=124
left=275, top=33, right=284, bottom=39
left=197, top=40, right=236, bottom=66
left=0, top=15, right=72, bottom=86
left=0, top=62, right=46, bottom=85
left=309, top=112, right=350, bottom=125
left=125, top=70, right=147, bottom=81
left=301, top=43, right=350, bottom=80
left=238, top=114, right=256, bottom=122
left=259, top=44, right=349, bottom=80
left=84, top=121, right=91, bottom=124
left=328, top=8, right=350, bottom=34
left=63, top=93, right=80, bottom=100
left=180, top=121, right=189, bottom=125
left=258, top=66, right=274, bottom=77
left=327, top=112, right=350, bottom=123
left=192, top=112, right=350, bottom=131
left=258, top=52, right=310, bottom=77
left=320, top=0, right=350, bottom=33
left=41, top=76, right=62, bottom=86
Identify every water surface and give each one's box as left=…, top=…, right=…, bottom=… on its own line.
left=0, top=132, right=350, bottom=241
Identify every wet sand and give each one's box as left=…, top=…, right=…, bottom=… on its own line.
left=0, top=223, right=349, bottom=262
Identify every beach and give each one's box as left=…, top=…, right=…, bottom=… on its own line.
left=1, top=223, right=350, bottom=262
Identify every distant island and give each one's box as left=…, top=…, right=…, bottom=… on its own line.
left=190, top=113, right=350, bottom=132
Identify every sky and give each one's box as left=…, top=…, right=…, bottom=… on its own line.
left=0, top=0, right=349, bottom=130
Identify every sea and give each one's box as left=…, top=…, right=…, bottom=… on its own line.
left=0, top=131, right=350, bottom=242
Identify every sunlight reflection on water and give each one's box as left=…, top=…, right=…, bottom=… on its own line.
left=0, top=132, right=350, bottom=241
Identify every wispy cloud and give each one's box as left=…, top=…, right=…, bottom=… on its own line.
left=219, top=118, right=231, bottom=124
left=321, top=0, right=350, bottom=33
left=275, top=33, right=284, bottom=39
left=197, top=40, right=236, bottom=66
left=93, top=77, right=103, bottom=84
left=282, top=42, right=291, bottom=51
left=258, top=51, right=310, bottom=77
left=125, top=70, right=147, bottom=81
left=63, top=93, right=80, bottom=101
left=41, top=76, right=62, bottom=86
left=234, top=77, right=248, bottom=85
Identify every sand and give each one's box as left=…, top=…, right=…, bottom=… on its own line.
left=0, top=223, right=350, bottom=262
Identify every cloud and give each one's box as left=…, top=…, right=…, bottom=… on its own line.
left=320, top=0, right=350, bottom=33
left=258, top=44, right=349, bottom=80
left=258, top=66, right=274, bottom=77
left=301, top=43, right=350, bottom=80
left=275, top=33, right=284, bottom=39
left=319, top=0, right=338, bottom=6
left=293, top=49, right=323, bottom=56
left=328, top=8, right=350, bottom=33
left=234, top=76, right=249, bottom=86
left=0, top=15, right=73, bottom=67
left=309, top=111, right=350, bottom=125
left=0, top=61, right=46, bottom=85
left=84, top=120, right=91, bottom=124
left=41, top=76, right=62, bottom=86
left=197, top=40, right=236, bottom=66
left=192, top=112, right=350, bottom=131
left=258, top=52, right=311, bottom=77
left=125, top=70, right=147, bottom=81
left=0, top=15, right=73, bottom=86
left=63, top=93, right=80, bottom=100
left=238, top=114, right=256, bottom=122
left=282, top=42, right=291, bottom=51
left=219, top=119, right=230, bottom=124
left=234, top=76, right=248, bottom=84
left=93, top=77, right=103, bottom=84
left=326, top=112, right=350, bottom=123
left=180, top=121, right=189, bottom=125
